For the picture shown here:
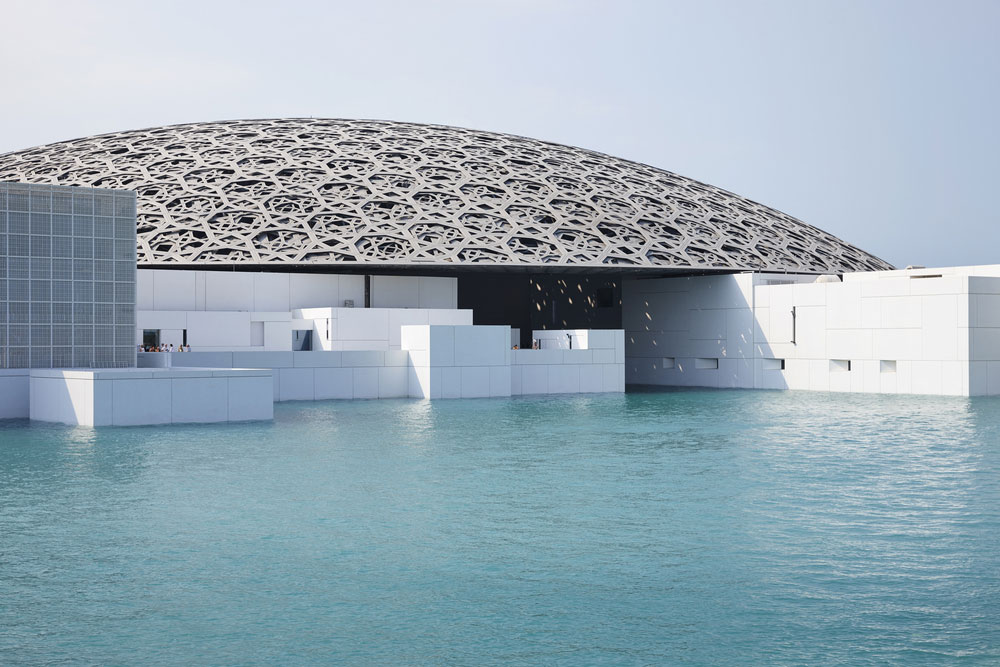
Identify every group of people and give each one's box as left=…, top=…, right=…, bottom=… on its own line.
left=139, top=343, right=191, bottom=352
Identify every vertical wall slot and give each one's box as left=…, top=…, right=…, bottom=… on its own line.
left=791, top=305, right=797, bottom=345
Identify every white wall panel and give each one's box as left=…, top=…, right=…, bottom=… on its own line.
left=187, top=312, right=251, bottom=348
left=253, top=273, right=290, bottom=312
left=151, top=270, right=198, bottom=311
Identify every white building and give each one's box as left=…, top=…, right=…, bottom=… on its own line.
left=1, top=119, right=997, bottom=425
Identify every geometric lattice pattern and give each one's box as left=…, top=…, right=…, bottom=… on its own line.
left=0, top=119, right=892, bottom=273
left=0, top=182, right=137, bottom=369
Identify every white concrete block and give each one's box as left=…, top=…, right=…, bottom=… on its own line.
left=194, top=271, right=206, bottom=310
left=873, top=329, right=922, bottom=360
left=908, top=275, right=966, bottom=296
left=279, top=368, right=314, bottom=401
left=921, top=294, right=959, bottom=330
left=293, top=351, right=342, bottom=367
left=603, top=364, right=623, bottom=392
left=30, top=377, right=89, bottom=424
left=440, top=367, right=462, bottom=398
left=408, top=366, right=430, bottom=399
left=824, top=283, right=862, bottom=329
left=579, top=364, right=603, bottom=393
left=228, top=376, right=274, bottom=420
left=138, top=310, right=188, bottom=331
left=427, top=367, right=442, bottom=399
left=510, top=366, right=523, bottom=395
left=400, top=324, right=430, bottom=352
left=339, top=340, right=390, bottom=351
left=353, top=367, right=379, bottom=399
left=860, top=298, right=881, bottom=329
left=922, top=327, right=959, bottom=362
left=205, top=272, right=254, bottom=311
left=372, top=275, right=419, bottom=308
left=263, top=320, right=291, bottom=350
left=253, top=273, right=290, bottom=312
left=378, top=366, right=408, bottom=398
left=171, top=351, right=233, bottom=368
left=314, top=367, right=354, bottom=399
left=795, top=306, right=827, bottom=359
left=513, top=349, right=562, bottom=365
left=807, top=360, right=830, bottom=392
left=113, top=378, right=172, bottom=425
left=860, top=277, right=910, bottom=298
left=586, top=329, right=617, bottom=349
left=232, top=351, right=294, bottom=368
left=338, top=308, right=390, bottom=342
left=690, top=309, right=727, bottom=340
left=418, top=276, right=458, bottom=309
left=428, top=309, right=474, bottom=326
left=881, top=296, right=923, bottom=329
left=563, top=349, right=592, bottom=365
left=521, top=365, right=549, bottom=394
left=429, top=326, right=455, bottom=366
left=941, top=361, right=965, bottom=396
left=970, top=361, right=989, bottom=396
left=454, top=326, right=506, bottom=366
left=171, top=377, right=229, bottom=423
left=592, top=348, right=615, bottom=364
left=549, top=364, right=580, bottom=394
left=342, top=350, right=385, bottom=367
left=151, top=270, right=198, bottom=311
left=975, top=295, right=1000, bottom=328
left=460, top=366, right=491, bottom=398
left=909, top=361, right=943, bottom=395
left=988, top=361, right=1000, bottom=395
left=385, top=350, right=409, bottom=367
left=793, top=282, right=827, bottom=307
left=828, top=369, right=851, bottom=393
left=339, top=275, right=366, bottom=308
left=187, top=311, right=251, bottom=348
left=971, top=328, right=1000, bottom=361
left=726, top=308, right=753, bottom=356
left=827, top=329, right=873, bottom=360
left=490, top=366, right=511, bottom=397
left=289, top=274, right=342, bottom=310
left=389, top=309, right=429, bottom=348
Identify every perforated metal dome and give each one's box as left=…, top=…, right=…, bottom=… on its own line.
left=0, top=118, right=892, bottom=273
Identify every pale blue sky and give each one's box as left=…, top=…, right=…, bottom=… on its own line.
left=2, top=0, right=997, bottom=268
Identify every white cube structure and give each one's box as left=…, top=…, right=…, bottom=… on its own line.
left=29, top=367, right=273, bottom=426
left=624, top=265, right=1000, bottom=396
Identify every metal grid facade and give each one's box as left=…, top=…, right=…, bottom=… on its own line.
left=0, top=182, right=136, bottom=369
left=0, top=119, right=893, bottom=274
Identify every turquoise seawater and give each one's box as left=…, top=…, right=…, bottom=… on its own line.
left=1, top=390, right=999, bottom=665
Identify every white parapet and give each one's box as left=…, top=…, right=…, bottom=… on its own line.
left=513, top=330, right=625, bottom=395
left=29, top=368, right=273, bottom=426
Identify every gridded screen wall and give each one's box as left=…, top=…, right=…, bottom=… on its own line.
left=0, top=182, right=137, bottom=368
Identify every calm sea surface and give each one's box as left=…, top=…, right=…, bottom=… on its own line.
left=1, top=390, right=999, bottom=665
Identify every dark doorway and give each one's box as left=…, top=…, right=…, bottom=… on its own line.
left=142, top=329, right=160, bottom=349
left=458, top=273, right=623, bottom=349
